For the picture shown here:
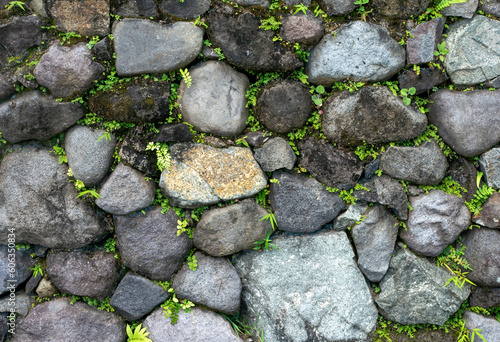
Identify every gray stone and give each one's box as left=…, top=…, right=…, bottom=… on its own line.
left=234, top=231, right=378, bottom=342
left=109, top=272, right=169, bottom=321
left=372, top=0, right=432, bottom=18
left=0, top=91, right=84, bottom=143
left=441, top=0, right=478, bottom=18
left=35, top=279, right=58, bottom=299
left=375, top=247, right=470, bottom=325
left=319, top=0, right=355, bottom=15
left=25, top=274, right=42, bottom=295
left=464, top=311, right=500, bottom=342
left=113, top=19, right=203, bottom=76
left=323, top=86, right=427, bottom=146
left=407, top=18, right=445, bottom=65
left=47, top=250, right=121, bottom=300
left=444, top=15, right=500, bottom=86
left=0, top=314, right=7, bottom=342
left=118, top=134, right=158, bottom=177
left=0, top=292, right=34, bottom=317
left=473, top=192, right=500, bottom=228
left=91, top=37, right=113, bottom=61
left=469, top=286, right=500, bottom=308
left=461, top=228, right=500, bottom=287
left=479, top=0, right=500, bottom=16
left=27, top=0, right=49, bottom=17
left=33, top=246, right=48, bottom=258
left=480, top=148, right=500, bottom=189
left=282, top=0, right=310, bottom=5
left=333, top=202, right=369, bottom=231
left=202, top=46, right=222, bottom=59
left=34, top=43, right=105, bottom=98
left=402, top=190, right=471, bottom=257
left=485, top=75, right=500, bottom=88
left=233, top=0, right=269, bottom=6
left=398, top=68, right=449, bottom=95
left=173, top=252, right=241, bottom=315
left=159, top=0, right=210, bottom=19
left=96, top=163, right=155, bottom=215
left=114, top=206, right=193, bottom=281
left=0, top=74, right=14, bottom=101
left=305, top=21, right=406, bottom=85
left=11, top=298, right=126, bottom=342
left=380, top=140, right=448, bottom=185
left=150, top=124, right=193, bottom=143
left=15, top=67, right=39, bottom=90
left=270, top=170, right=346, bottom=233
left=0, top=16, right=41, bottom=56
left=193, top=199, right=271, bottom=257
left=144, top=307, right=243, bottom=342
left=207, top=12, right=302, bottom=72
left=0, top=246, right=33, bottom=297
left=254, top=138, right=296, bottom=172
left=65, top=125, right=116, bottom=187
left=428, top=89, right=500, bottom=157
left=0, top=147, right=106, bottom=249
left=179, top=61, right=249, bottom=136
left=244, top=131, right=271, bottom=147
left=160, top=143, right=267, bottom=208
left=280, top=12, right=324, bottom=46
left=116, top=0, right=159, bottom=18
left=352, top=205, right=399, bottom=282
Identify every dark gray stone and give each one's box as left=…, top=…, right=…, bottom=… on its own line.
left=244, top=131, right=270, bottom=147
left=372, top=0, right=432, bottom=18
left=333, top=202, right=369, bottom=231
left=233, top=0, right=269, bottom=6
left=322, top=86, right=427, bottom=146
left=116, top=0, right=159, bottom=18
left=402, top=190, right=471, bottom=257
left=305, top=21, right=406, bottom=85
left=319, top=0, right=355, bottom=15
left=109, top=272, right=169, bottom=321
left=407, top=18, right=445, bottom=65
left=15, top=67, right=39, bottom=90
left=65, top=125, right=116, bottom=188
left=398, top=68, right=449, bottom=95
left=441, top=0, right=478, bottom=18
left=448, top=157, right=478, bottom=202
left=462, top=228, right=500, bottom=287
left=270, top=170, right=346, bottom=233
left=118, top=134, right=158, bottom=176
left=150, top=124, right=193, bottom=143
left=479, top=0, right=500, bottom=17
left=469, top=286, right=500, bottom=308
left=33, top=246, right=48, bottom=258
left=257, top=79, right=312, bottom=134
left=375, top=247, right=470, bottom=325
left=25, top=273, right=42, bottom=295
left=0, top=16, right=41, bottom=56
left=473, top=192, right=500, bottom=228
left=179, top=61, right=249, bottom=136
left=0, top=74, right=14, bottom=102
left=159, top=0, right=210, bottom=19
left=428, top=89, right=500, bottom=157
left=0, top=147, right=107, bottom=249
left=0, top=91, right=84, bottom=143
left=91, top=37, right=113, bottom=61
left=464, top=311, right=500, bottom=342
left=202, top=46, right=222, bottom=60
left=207, top=12, right=302, bottom=72
left=11, top=298, right=126, bottom=342
left=193, top=199, right=271, bottom=257
left=254, top=138, right=296, bottom=172
left=380, top=140, right=448, bottom=185
left=0, top=314, right=7, bottom=342
left=113, top=19, right=203, bottom=76
left=114, top=206, right=193, bottom=280
left=280, top=12, right=324, bottom=46
left=0, top=246, right=33, bottom=296
left=364, top=159, right=380, bottom=179
left=282, top=0, right=310, bottom=5
left=96, top=163, right=156, bottom=215
left=0, top=292, right=35, bottom=317
left=479, top=148, right=500, bottom=189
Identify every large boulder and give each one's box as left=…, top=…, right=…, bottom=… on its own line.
left=371, top=0, right=432, bottom=18
left=461, top=228, right=500, bottom=287
left=0, top=246, right=33, bottom=296
left=0, top=16, right=42, bottom=56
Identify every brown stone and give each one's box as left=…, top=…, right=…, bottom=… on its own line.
left=473, top=192, right=500, bottom=228
left=47, top=0, right=110, bottom=36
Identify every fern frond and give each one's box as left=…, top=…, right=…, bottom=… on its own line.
left=435, top=0, right=467, bottom=11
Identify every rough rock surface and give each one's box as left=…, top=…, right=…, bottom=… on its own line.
left=159, top=0, right=211, bottom=19
left=270, top=170, right=346, bottom=233
left=0, top=147, right=106, bottom=248
left=462, top=228, right=500, bottom=287
left=446, top=157, right=477, bottom=201
left=160, top=144, right=267, bottom=208
left=320, top=0, right=355, bottom=15
left=479, top=148, right=500, bottom=189
left=91, top=37, right=113, bottom=61
left=305, top=21, right=406, bottom=85
left=0, top=91, right=84, bottom=143
left=113, top=19, right=203, bottom=76
left=116, top=0, right=159, bottom=18
left=322, top=86, right=427, bottom=146
left=114, top=207, right=193, bottom=280
left=193, top=199, right=271, bottom=257
left=398, top=68, right=448, bottom=95
left=280, top=12, right=324, bottom=46
left=464, top=311, right=500, bottom=342
left=234, top=231, right=378, bottom=342
left=179, top=61, right=249, bottom=136
left=479, top=0, right=500, bottom=16
left=232, top=0, right=269, bottom=6
left=0, top=246, right=33, bottom=296
left=407, top=18, right=446, bottom=65
left=254, top=138, right=296, bottom=172
left=469, top=286, right=500, bottom=308
left=0, top=15, right=42, bottom=56
left=0, top=74, right=15, bottom=101
left=150, top=124, right=193, bottom=143
left=428, top=89, right=500, bottom=157
left=34, top=43, right=105, bottom=98
left=36, top=279, right=58, bottom=299
left=117, top=134, right=158, bottom=176
left=402, top=190, right=471, bottom=257
left=375, top=247, right=470, bottom=325
left=0, top=292, right=34, bottom=317
left=207, top=12, right=302, bottom=72
left=333, top=202, right=369, bottom=231
left=473, top=192, right=500, bottom=228
left=372, top=0, right=432, bottom=18
left=441, top=0, right=478, bottom=18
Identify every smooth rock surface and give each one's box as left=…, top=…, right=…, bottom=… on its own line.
left=398, top=68, right=449, bottom=95
left=441, top=0, right=478, bottom=18
left=372, top=0, right=432, bottom=18
left=463, top=311, right=500, bottom=342
left=280, top=13, right=324, bottom=46
left=254, top=138, right=296, bottom=172
left=461, top=228, right=500, bottom=287
left=472, top=192, right=500, bottom=228
left=0, top=246, right=33, bottom=296
left=407, top=17, right=445, bottom=65
left=333, top=202, right=369, bottom=231
left=0, top=15, right=42, bottom=56
left=479, top=148, right=500, bottom=189
left=159, top=0, right=211, bottom=19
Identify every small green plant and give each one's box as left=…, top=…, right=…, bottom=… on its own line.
left=193, top=15, right=207, bottom=28
left=177, top=219, right=194, bottom=239
left=293, top=3, right=308, bottom=15
left=269, top=178, right=281, bottom=186
left=259, top=16, right=281, bottom=31
left=97, top=131, right=112, bottom=142
left=254, top=212, right=278, bottom=251
left=465, top=172, right=495, bottom=217
left=52, top=146, right=67, bottom=164
left=213, top=47, right=225, bottom=60
left=187, top=252, right=197, bottom=271
left=59, top=32, right=82, bottom=45
left=29, top=264, right=44, bottom=278
left=400, top=87, right=416, bottom=106
left=311, top=85, right=326, bottom=106
left=434, top=41, right=449, bottom=62
left=313, top=5, right=327, bottom=18
left=76, top=189, right=102, bottom=199
left=126, top=324, right=152, bottom=342
left=162, top=287, right=195, bottom=324
left=435, top=0, right=467, bottom=12
left=437, top=245, right=475, bottom=289
left=146, top=142, right=171, bottom=172
left=15, top=243, right=30, bottom=250
left=5, top=1, right=25, bottom=10
left=180, top=68, right=192, bottom=88
left=354, top=0, right=372, bottom=19
left=86, top=36, right=100, bottom=50
left=104, top=238, right=119, bottom=258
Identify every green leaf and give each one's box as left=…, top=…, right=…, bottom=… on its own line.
left=403, top=97, right=411, bottom=106
left=409, top=87, right=416, bottom=95
left=315, top=85, right=325, bottom=94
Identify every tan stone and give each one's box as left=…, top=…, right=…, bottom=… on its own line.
left=48, top=0, right=110, bottom=36
left=36, top=278, right=58, bottom=298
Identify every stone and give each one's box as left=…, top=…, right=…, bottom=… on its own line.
left=444, top=15, right=500, bottom=86
left=299, top=138, right=363, bottom=190
left=233, top=0, right=269, bottom=6
left=322, top=86, right=427, bottom=146
left=159, top=0, right=211, bottom=19
left=372, top=0, right=432, bottom=18
left=428, top=89, right=500, bottom=157
left=47, top=250, right=120, bottom=300
left=0, top=16, right=41, bottom=56
left=118, top=134, right=158, bottom=176
left=280, top=12, right=324, bottom=46
left=0, top=147, right=106, bottom=249
left=159, top=143, right=267, bottom=208
left=15, top=67, right=39, bottom=90
left=0, top=315, right=7, bottom=342
left=91, top=37, right=113, bottom=61
left=0, top=74, right=15, bottom=101
left=27, top=0, right=49, bottom=17
left=207, top=12, right=302, bottom=72
left=254, top=138, right=296, bottom=172
left=464, top=311, right=500, bottom=342
left=333, top=202, right=369, bottom=231
left=380, top=140, right=448, bottom=185
left=202, top=46, right=222, bottom=59
left=114, top=206, right=193, bottom=280
left=33, top=246, right=48, bottom=258
left=36, top=279, right=58, bottom=298
left=375, top=247, right=470, bottom=325
left=282, top=0, right=310, bottom=5
left=364, top=159, right=380, bottom=179
left=305, top=21, right=406, bottom=85
left=0, top=292, right=34, bottom=317
left=34, top=43, right=105, bottom=98
left=179, top=61, right=249, bottom=136
left=319, top=0, right=355, bottom=15
left=0, top=246, right=33, bottom=296
left=173, top=252, right=241, bottom=315
left=0, top=91, right=84, bottom=143
left=234, top=231, right=378, bottom=342
left=47, top=0, right=109, bottom=36
left=116, top=0, right=159, bottom=18
left=257, top=79, right=312, bottom=134
left=469, top=286, right=500, bottom=308
left=448, top=157, right=478, bottom=202
left=113, top=19, right=203, bottom=76
left=461, top=228, right=500, bottom=287
left=11, top=298, right=126, bottom=342
left=407, top=18, right=446, bottom=65
left=352, top=205, right=399, bottom=282
left=88, top=78, right=170, bottom=123
left=96, top=163, right=156, bottom=215
left=193, top=199, right=271, bottom=257
left=269, top=170, right=346, bottom=233
left=441, top=0, right=478, bottom=18
left=65, top=125, right=116, bottom=187
left=144, top=307, right=243, bottom=342
left=485, top=76, right=500, bottom=88
left=479, top=0, right=500, bottom=17
left=150, top=124, right=193, bottom=143
left=25, top=274, right=42, bottom=295
left=244, top=131, right=271, bottom=147
left=402, top=190, right=471, bottom=257
left=480, top=148, right=500, bottom=189
left=473, top=192, right=500, bottom=228
left=109, top=273, right=169, bottom=321
left=398, top=68, right=449, bottom=95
